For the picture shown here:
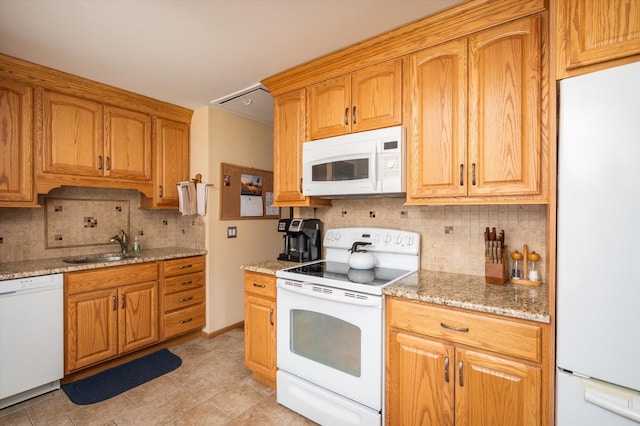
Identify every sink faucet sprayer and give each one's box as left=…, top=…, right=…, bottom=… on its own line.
left=110, top=230, right=128, bottom=254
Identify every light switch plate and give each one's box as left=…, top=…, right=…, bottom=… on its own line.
left=227, top=227, right=237, bottom=238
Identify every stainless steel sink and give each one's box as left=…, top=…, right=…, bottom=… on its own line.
left=63, top=253, right=139, bottom=264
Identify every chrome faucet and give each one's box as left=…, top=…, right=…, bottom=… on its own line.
left=109, top=229, right=129, bottom=254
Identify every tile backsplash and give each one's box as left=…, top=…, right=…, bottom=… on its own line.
left=45, top=198, right=131, bottom=248
left=0, top=186, right=205, bottom=263
left=300, top=198, right=548, bottom=280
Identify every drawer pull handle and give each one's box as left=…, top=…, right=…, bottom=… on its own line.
left=179, top=318, right=193, bottom=324
left=121, top=293, right=126, bottom=309
left=98, top=155, right=103, bottom=170
left=253, top=283, right=266, bottom=288
left=440, top=322, right=469, bottom=333
left=270, top=307, right=274, bottom=326
left=180, top=280, right=193, bottom=286
left=112, top=295, right=117, bottom=311
left=459, top=164, right=464, bottom=186
left=179, top=264, right=193, bottom=269
left=459, top=360, right=464, bottom=387
left=344, top=107, right=349, bottom=125
left=179, top=296, right=193, bottom=302
left=444, top=356, right=450, bottom=383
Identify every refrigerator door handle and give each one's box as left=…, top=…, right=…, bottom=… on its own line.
left=582, top=378, right=640, bottom=423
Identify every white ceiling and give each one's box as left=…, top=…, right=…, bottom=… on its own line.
left=0, top=0, right=463, bottom=124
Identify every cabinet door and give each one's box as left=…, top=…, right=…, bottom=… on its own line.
left=273, top=89, right=307, bottom=204
left=387, top=329, right=455, bottom=426
left=308, top=75, right=351, bottom=139
left=0, top=79, right=33, bottom=203
left=66, top=288, right=118, bottom=372
left=351, top=59, right=402, bottom=134
left=104, top=105, right=151, bottom=181
left=562, top=0, right=640, bottom=71
left=455, top=348, right=541, bottom=426
left=119, top=281, right=158, bottom=353
left=405, top=39, right=467, bottom=199
left=468, top=15, right=541, bottom=196
left=244, top=293, right=276, bottom=383
left=153, top=118, right=189, bottom=206
left=41, top=90, right=103, bottom=177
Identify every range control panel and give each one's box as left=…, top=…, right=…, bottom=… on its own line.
left=323, top=227, right=420, bottom=255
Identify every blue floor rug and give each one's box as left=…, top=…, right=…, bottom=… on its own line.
left=62, top=349, right=182, bottom=405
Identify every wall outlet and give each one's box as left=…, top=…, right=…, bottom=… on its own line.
left=227, top=227, right=237, bottom=238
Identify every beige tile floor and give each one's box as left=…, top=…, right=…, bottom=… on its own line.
left=0, top=328, right=317, bottom=425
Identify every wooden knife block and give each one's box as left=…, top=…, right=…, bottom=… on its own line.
left=485, top=245, right=507, bottom=285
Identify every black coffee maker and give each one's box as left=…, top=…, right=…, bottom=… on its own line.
left=277, top=218, right=322, bottom=262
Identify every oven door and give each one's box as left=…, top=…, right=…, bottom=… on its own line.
left=276, top=278, right=383, bottom=411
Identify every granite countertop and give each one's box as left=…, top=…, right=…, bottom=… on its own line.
left=0, top=247, right=207, bottom=281
left=239, top=260, right=550, bottom=324
left=383, top=269, right=550, bottom=323
left=240, top=260, right=304, bottom=275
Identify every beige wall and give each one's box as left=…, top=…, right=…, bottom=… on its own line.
left=191, top=107, right=281, bottom=333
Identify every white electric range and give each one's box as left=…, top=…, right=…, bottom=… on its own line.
left=275, top=227, right=420, bottom=426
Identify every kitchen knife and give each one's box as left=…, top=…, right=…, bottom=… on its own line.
left=484, top=228, right=490, bottom=262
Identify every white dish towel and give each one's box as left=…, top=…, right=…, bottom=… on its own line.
left=177, top=181, right=208, bottom=216
left=196, top=182, right=207, bottom=216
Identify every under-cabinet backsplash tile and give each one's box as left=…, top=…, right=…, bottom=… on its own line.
left=0, top=186, right=205, bottom=263
left=45, top=198, right=131, bottom=248
left=300, top=199, right=548, bottom=280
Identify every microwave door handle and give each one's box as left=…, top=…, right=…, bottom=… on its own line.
left=370, top=147, right=377, bottom=190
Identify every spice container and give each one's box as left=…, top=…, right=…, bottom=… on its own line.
left=527, top=251, right=540, bottom=282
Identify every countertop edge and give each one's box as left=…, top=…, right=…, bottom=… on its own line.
left=0, top=247, right=207, bottom=281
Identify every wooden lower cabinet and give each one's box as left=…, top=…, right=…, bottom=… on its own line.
left=243, top=271, right=277, bottom=387
left=161, top=256, right=206, bottom=339
left=386, top=297, right=544, bottom=426
left=65, top=263, right=159, bottom=373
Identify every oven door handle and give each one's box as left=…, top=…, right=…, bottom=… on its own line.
left=277, top=281, right=381, bottom=307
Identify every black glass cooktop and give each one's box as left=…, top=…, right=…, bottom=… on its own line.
left=283, top=261, right=411, bottom=286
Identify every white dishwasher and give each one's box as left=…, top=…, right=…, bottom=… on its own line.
left=0, top=273, right=63, bottom=409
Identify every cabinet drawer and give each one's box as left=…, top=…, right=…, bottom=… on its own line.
left=244, top=271, right=276, bottom=299
left=163, top=287, right=204, bottom=311
left=163, top=256, right=205, bottom=277
left=388, top=298, right=541, bottom=362
left=163, top=304, right=205, bottom=339
left=66, top=262, right=159, bottom=294
left=163, top=271, right=205, bottom=294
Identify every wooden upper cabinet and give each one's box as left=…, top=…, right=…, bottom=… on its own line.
left=308, top=59, right=402, bottom=140
left=468, top=15, right=541, bottom=197
left=406, top=15, right=543, bottom=203
left=104, top=105, right=151, bottom=181
left=273, top=89, right=331, bottom=206
left=0, top=79, right=34, bottom=205
left=405, top=38, right=468, bottom=198
left=557, top=0, right=640, bottom=77
left=152, top=118, right=189, bottom=207
left=40, top=90, right=103, bottom=177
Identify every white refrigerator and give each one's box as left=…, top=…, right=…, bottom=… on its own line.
left=557, top=60, right=640, bottom=424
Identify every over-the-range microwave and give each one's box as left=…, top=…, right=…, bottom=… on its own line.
left=302, top=125, right=405, bottom=197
